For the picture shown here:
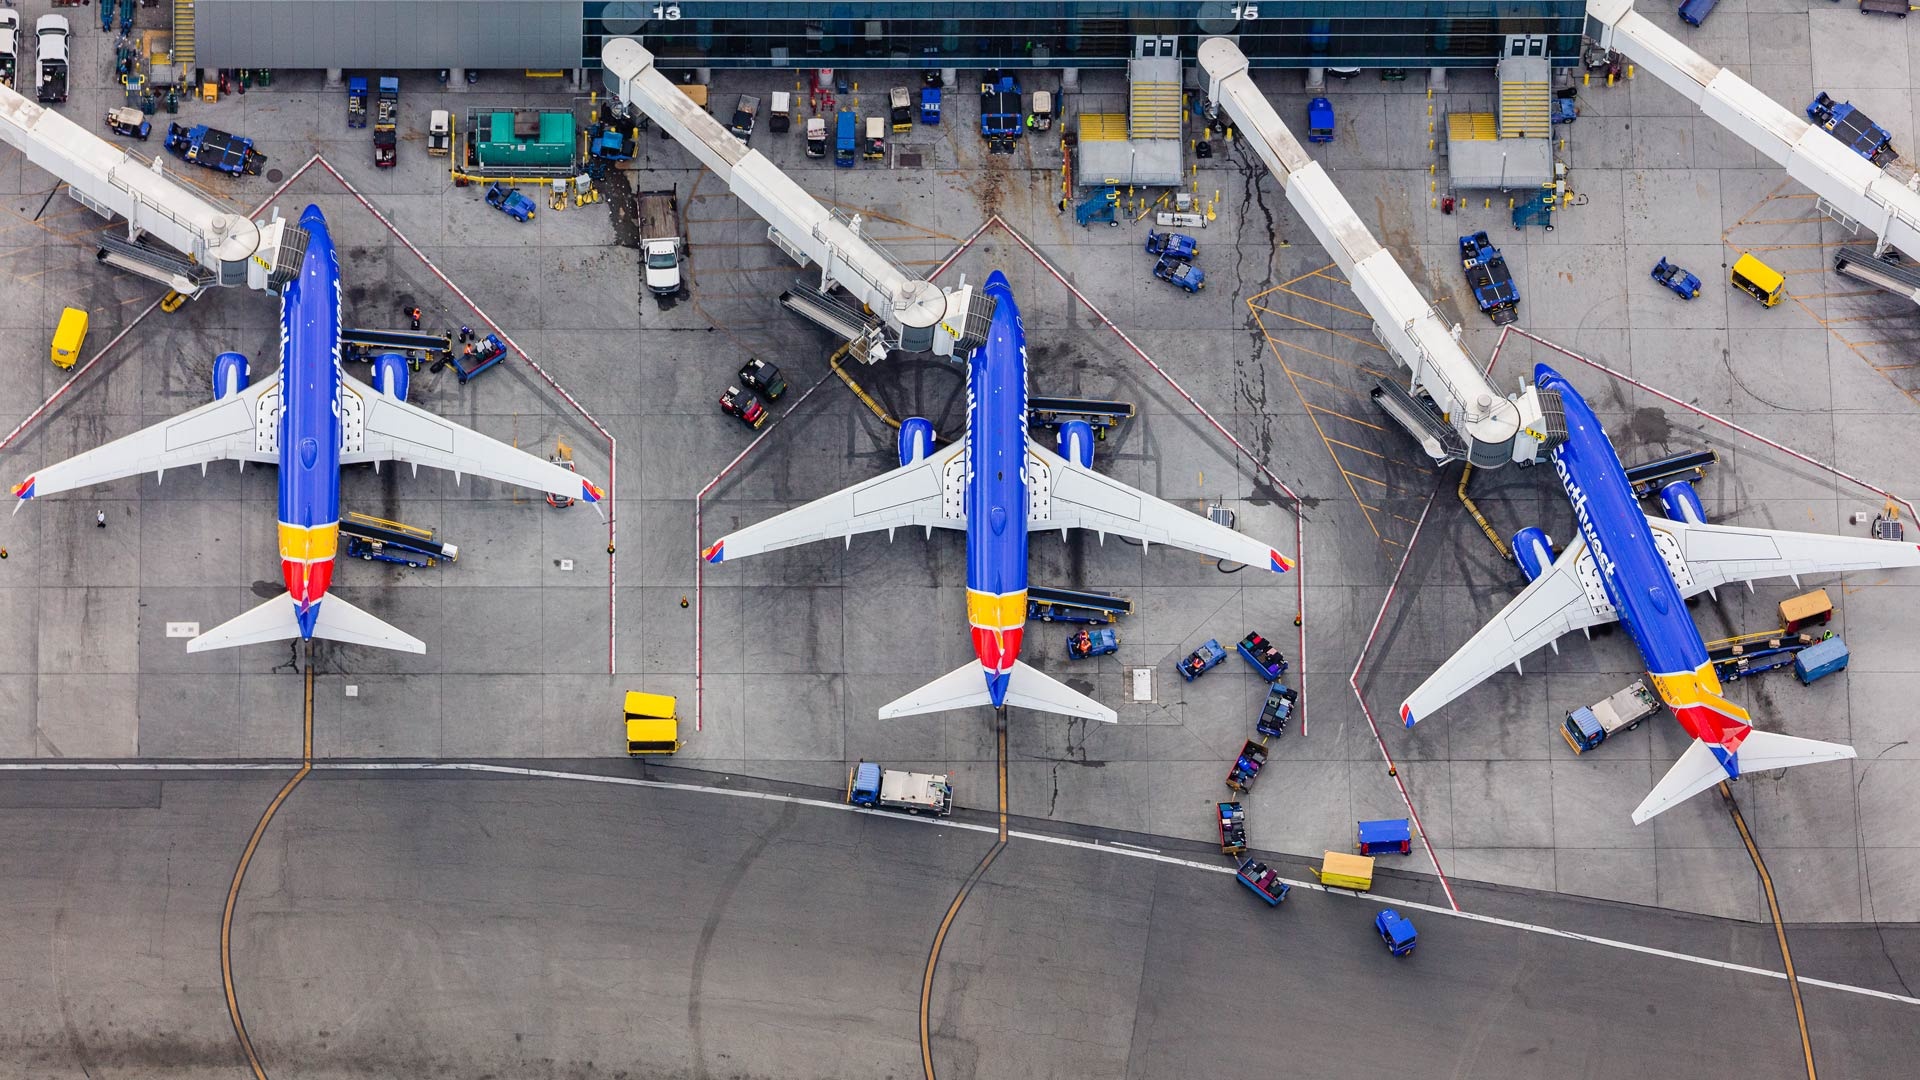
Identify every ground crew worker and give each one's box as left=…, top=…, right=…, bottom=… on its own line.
left=96, top=510, right=106, bottom=529
left=407, top=306, right=422, bottom=330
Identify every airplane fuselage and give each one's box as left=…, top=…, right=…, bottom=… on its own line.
left=965, top=272, right=1029, bottom=705
left=275, top=205, right=346, bottom=637
left=1536, top=363, right=1750, bottom=763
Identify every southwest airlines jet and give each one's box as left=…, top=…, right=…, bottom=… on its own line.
left=12, top=204, right=604, bottom=653
left=1403, top=363, right=1920, bottom=823
left=702, top=271, right=1295, bottom=721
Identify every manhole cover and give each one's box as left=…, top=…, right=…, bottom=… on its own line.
left=265, top=168, right=284, bottom=182
left=898, top=152, right=923, bottom=168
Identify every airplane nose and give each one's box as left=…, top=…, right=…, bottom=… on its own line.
left=986, top=670, right=1010, bottom=708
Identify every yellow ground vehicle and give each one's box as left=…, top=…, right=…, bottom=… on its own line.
left=1729, top=253, right=1783, bottom=307
left=51, top=306, right=87, bottom=369
left=623, top=691, right=681, bottom=755
left=1312, top=851, right=1376, bottom=890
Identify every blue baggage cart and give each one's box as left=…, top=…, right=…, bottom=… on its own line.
left=920, top=87, right=941, bottom=125
left=1376, top=909, right=1417, bottom=956
left=1794, top=636, right=1849, bottom=684
left=1678, top=0, right=1717, bottom=27
left=1237, top=859, right=1291, bottom=906
left=1237, top=631, right=1287, bottom=681
left=1357, top=818, right=1412, bottom=856
left=1306, top=97, right=1334, bottom=143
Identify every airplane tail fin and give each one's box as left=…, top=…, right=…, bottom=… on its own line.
left=1631, top=731, right=1856, bottom=824
left=186, top=592, right=426, bottom=654
left=879, top=660, right=1117, bottom=722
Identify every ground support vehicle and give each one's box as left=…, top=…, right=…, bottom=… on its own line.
left=1306, top=96, right=1334, bottom=142
left=1715, top=642, right=1813, bottom=683
left=449, top=334, right=507, bottom=383
left=1780, top=589, right=1833, bottom=634
left=1357, top=819, right=1412, bottom=856
left=738, top=358, right=787, bottom=400
left=920, top=87, right=941, bottom=125
left=163, top=123, right=266, bottom=175
left=623, top=691, right=681, bottom=755
left=1066, top=627, right=1118, bottom=659
left=340, top=512, right=458, bottom=564
left=1029, top=89, right=1053, bottom=132
left=50, top=306, right=86, bottom=368
left=347, top=536, right=440, bottom=568
left=1237, top=860, right=1291, bottom=906
left=1314, top=852, right=1375, bottom=891
left=1375, top=910, right=1417, bottom=956
left=980, top=73, right=1022, bottom=152
left=1225, top=740, right=1269, bottom=792
left=1806, top=92, right=1897, bottom=166
left=1257, top=683, right=1296, bottom=738
left=1562, top=679, right=1663, bottom=754
left=1027, top=395, right=1135, bottom=440
left=720, top=385, right=767, bottom=430
left=1553, top=93, right=1578, bottom=124
left=1860, top=0, right=1909, bottom=16
left=806, top=117, right=827, bottom=157
left=1153, top=256, right=1206, bottom=293
left=637, top=188, right=686, bottom=299
left=105, top=106, right=150, bottom=140
left=34, top=14, right=66, bottom=103
left=1459, top=231, right=1520, bottom=324
left=1624, top=448, right=1717, bottom=499
left=728, top=94, right=758, bottom=143
left=1651, top=257, right=1701, bottom=299
left=890, top=86, right=912, bottom=131
left=1218, top=802, right=1247, bottom=855
left=863, top=115, right=886, bottom=160
left=769, top=92, right=791, bottom=133
left=1679, top=0, right=1718, bottom=28
left=373, top=77, right=398, bottom=167
left=848, top=762, right=953, bottom=816
left=1076, top=187, right=1121, bottom=227
left=1144, top=229, right=1197, bottom=260
left=0, top=9, right=17, bottom=91
left=834, top=111, right=856, bottom=166
left=1179, top=639, right=1227, bottom=681
left=1795, top=636, right=1850, bottom=684
left=484, top=183, right=536, bottom=222
left=1730, top=252, right=1784, bottom=307
left=1026, top=585, right=1132, bottom=624
left=1237, top=632, right=1287, bottom=681
left=427, top=109, right=451, bottom=155
left=347, top=76, right=367, bottom=127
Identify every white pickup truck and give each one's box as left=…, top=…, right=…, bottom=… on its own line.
left=0, top=9, right=20, bottom=91
left=34, top=13, right=67, bottom=104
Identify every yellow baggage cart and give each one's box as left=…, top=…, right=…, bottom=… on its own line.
left=623, top=691, right=681, bottom=755
left=50, top=307, right=88, bottom=369
left=1312, top=850, right=1375, bottom=890
left=1729, top=253, right=1783, bottom=307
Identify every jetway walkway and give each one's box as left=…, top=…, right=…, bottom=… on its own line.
left=0, top=80, right=290, bottom=299
left=1587, top=0, right=1920, bottom=258
left=600, top=37, right=987, bottom=363
left=1197, top=37, right=1557, bottom=468
left=1833, top=245, right=1920, bottom=305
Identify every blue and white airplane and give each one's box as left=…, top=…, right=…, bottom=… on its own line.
left=701, top=271, right=1295, bottom=721
left=1403, top=363, right=1920, bottom=823
left=13, top=204, right=604, bottom=653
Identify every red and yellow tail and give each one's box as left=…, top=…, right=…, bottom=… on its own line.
left=1649, top=663, right=1752, bottom=752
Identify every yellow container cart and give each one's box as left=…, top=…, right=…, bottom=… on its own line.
left=1312, top=851, right=1376, bottom=891
left=1729, top=253, right=1783, bottom=307
left=51, top=307, right=88, bottom=369
left=623, top=691, right=681, bottom=755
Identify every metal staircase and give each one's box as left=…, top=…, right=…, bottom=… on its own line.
left=1127, top=58, right=1183, bottom=140
left=1497, top=56, right=1552, bottom=139
left=1371, top=380, right=1467, bottom=464
left=172, top=0, right=194, bottom=66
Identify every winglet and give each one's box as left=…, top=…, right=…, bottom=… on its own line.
left=1270, top=549, right=1295, bottom=574
left=701, top=539, right=724, bottom=564
left=11, top=476, right=35, bottom=502
left=581, top=479, right=606, bottom=504
left=1399, top=702, right=1416, bottom=728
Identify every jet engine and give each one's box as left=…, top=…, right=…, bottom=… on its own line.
left=212, top=352, right=250, bottom=400
left=1511, top=526, right=1556, bottom=582
left=1659, top=479, right=1706, bottom=524
left=897, top=416, right=936, bottom=467
left=1057, top=420, right=1095, bottom=469
left=372, top=353, right=410, bottom=402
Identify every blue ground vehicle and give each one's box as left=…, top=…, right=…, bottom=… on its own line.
left=1076, top=187, right=1120, bottom=228
left=1651, top=257, right=1702, bottom=299
left=1218, top=802, right=1247, bottom=855
left=1306, top=96, right=1334, bottom=143
left=1237, top=631, right=1287, bottom=681
left=340, top=512, right=458, bottom=567
left=1153, top=256, right=1206, bottom=293
left=1459, top=231, right=1520, bottom=325
left=347, top=536, right=438, bottom=568
left=980, top=72, right=1022, bottom=150
left=1067, top=627, right=1118, bottom=659
left=1678, top=0, right=1717, bottom=29
left=1553, top=96, right=1578, bottom=124
left=1806, top=92, right=1897, bottom=166
left=346, top=77, right=368, bottom=127
left=1026, top=584, right=1133, bottom=624
left=920, top=87, right=941, bottom=125
left=848, top=761, right=953, bottom=815
left=1358, top=819, right=1413, bottom=856
left=834, top=110, right=857, bottom=167
left=1257, top=683, right=1297, bottom=738
left=1225, top=739, right=1269, bottom=792
left=450, top=332, right=508, bottom=382
left=1237, top=859, right=1291, bottom=906
left=484, top=183, right=536, bottom=223
left=1145, top=230, right=1197, bottom=260
left=1179, top=639, right=1227, bottom=681
left=163, top=123, right=267, bottom=176
left=1376, top=910, right=1417, bottom=956
left=1794, top=636, right=1850, bottom=684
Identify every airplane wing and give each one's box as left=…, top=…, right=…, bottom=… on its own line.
left=701, top=438, right=967, bottom=563
left=1652, top=518, right=1920, bottom=596
left=1399, top=537, right=1617, bottom=726
left=1024, top=440, right=1294, bottom=573
left=341, top=373, right=605, bottom=506
left=12, top=373, right=282, bottom=503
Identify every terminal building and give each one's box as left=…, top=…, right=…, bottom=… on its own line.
left=188, top=1, right=1587, bottom=74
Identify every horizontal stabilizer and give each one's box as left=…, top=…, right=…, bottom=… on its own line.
left=1631, top=739, right=1728, bottom=825
left=187, top=592, right=425, bottom=654
left=879, top=660, right=1117, bottom=722
left=1632, top=732, right=1856, bottom=824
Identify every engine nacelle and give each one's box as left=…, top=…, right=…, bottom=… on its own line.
left=897, top=416, right=936, bottom=467
left=1511, top=526, right=1556, bottom=583
left=1057, top=420, right=1095, bottom=469
left=212, top=352, right=250, bottom=400
left=1659, top=479, right=1706, bottom=524
left=372, top=353, right=410, bottom=402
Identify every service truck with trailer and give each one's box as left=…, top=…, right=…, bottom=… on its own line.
left=1561, top=679, right=1662, bottom=754
left=848, top=762, right=953, bottom=816
left=637, top=188, right=686, bottom=299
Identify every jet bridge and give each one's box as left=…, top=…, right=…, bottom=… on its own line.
left=600, top=37, right=989, bottom=363
left=0, top=81, right=292, bottom=298
left=1587, top=0, right=1920, bottom=259
left=1196, top=38, right=1556, bottom=468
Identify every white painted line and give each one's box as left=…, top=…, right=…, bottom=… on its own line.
left=4, top=758, right=1914, bottom=1008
